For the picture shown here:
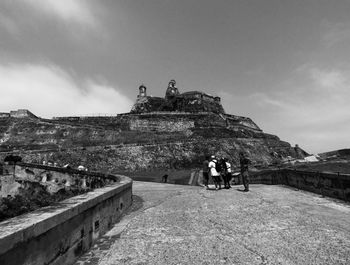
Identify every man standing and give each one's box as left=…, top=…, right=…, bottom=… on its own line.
left=239, top=152, right=250, bottom=192
left=208, top=155, right=221, bottom=190
left=225, top=158, right=232, bottom=189
left=202, top=156, right=210, bottom=189
left=220, top=157, right=229, bottom=189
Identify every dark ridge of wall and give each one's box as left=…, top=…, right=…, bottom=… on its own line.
left=15, top=162, right=119, bottom=181
left=250, top=169, right=350, bottom=201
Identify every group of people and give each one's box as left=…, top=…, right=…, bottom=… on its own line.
left=202, top=152, right=250, bottom=192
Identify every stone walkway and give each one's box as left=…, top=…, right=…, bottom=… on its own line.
left=75, top=182, right=350, bottom=265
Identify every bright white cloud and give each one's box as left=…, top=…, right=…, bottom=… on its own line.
left=0, top=63, right=133, bottom=118
left=22, top=0, right=97, bottom=27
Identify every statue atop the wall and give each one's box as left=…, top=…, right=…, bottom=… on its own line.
left=165, top=79, right=180, bottom=99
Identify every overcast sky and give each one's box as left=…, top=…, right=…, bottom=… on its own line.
left=1, top=0, right=350, bottom=154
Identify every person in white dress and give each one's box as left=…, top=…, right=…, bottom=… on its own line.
left=208, top=155, right=221, bottom=190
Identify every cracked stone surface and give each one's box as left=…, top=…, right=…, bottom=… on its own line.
left=75, top=182, right=350, bottom=265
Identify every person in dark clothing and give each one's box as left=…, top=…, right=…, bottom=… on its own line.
left=162, top=174, right=168, bottom=183
left=239, top=152, right=250, bottom=192
left=202, top=156, right=210, bottom=189
left=220, top=157, right=230, bottom=189
left=224, top=158, right=232, bottom=189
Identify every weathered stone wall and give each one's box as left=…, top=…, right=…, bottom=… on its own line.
left=251, top=169, right=350, bottom=201
left=0, top=163, right=116, bottom=198
left=0, top=175, right=132, bottom=265
left=48, top=113, right=260, bottom=134
left=130, top=119, right=195, bottom=132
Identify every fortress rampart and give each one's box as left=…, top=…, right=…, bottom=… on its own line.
left=1, top=162, right=118, bottom=198
left=0, top=163, right=132, bottom=265
left=51, top=112, right=261, bottom=132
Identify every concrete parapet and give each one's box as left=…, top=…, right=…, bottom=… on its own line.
left=251, top=169, right=350, bottom=201
left=0, top=174, right=132, bottom=265
left=0, top=162, right=118, bottom=197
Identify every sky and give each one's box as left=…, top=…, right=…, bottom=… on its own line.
left=1, top=0, right=350, bottom=154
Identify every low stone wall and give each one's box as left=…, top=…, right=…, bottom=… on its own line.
left=251, top=169, right=350, bottom=201
left=0, top=174, right=132, bottom=265
left=1, top=162, right=117, bottom=197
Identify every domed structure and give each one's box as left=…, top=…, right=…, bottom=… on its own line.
left=138, top=84, right=147, bottom=98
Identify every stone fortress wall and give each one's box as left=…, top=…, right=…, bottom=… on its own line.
left=0, top=162, right=117, bottom=198
left=51, top=112, right=261, bottom=133
left=0, top=163, right=132, bottom=265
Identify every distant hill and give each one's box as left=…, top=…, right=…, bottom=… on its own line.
left=318, top=149, right=350, bottom=159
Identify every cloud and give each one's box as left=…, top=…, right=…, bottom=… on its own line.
left=219, top=66, right=350, bottom=154
left=0, top=14, right=20, bottom=37
left=0, top=63, right=133, bottom=118
left=22, top=0, right=97, bottom=28
left=322, top=22, right=350, bottom=47
left=310, top=68, right=347, bottom=90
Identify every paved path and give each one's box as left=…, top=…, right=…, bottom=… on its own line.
left=76, top=182, right=350, bottom=265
